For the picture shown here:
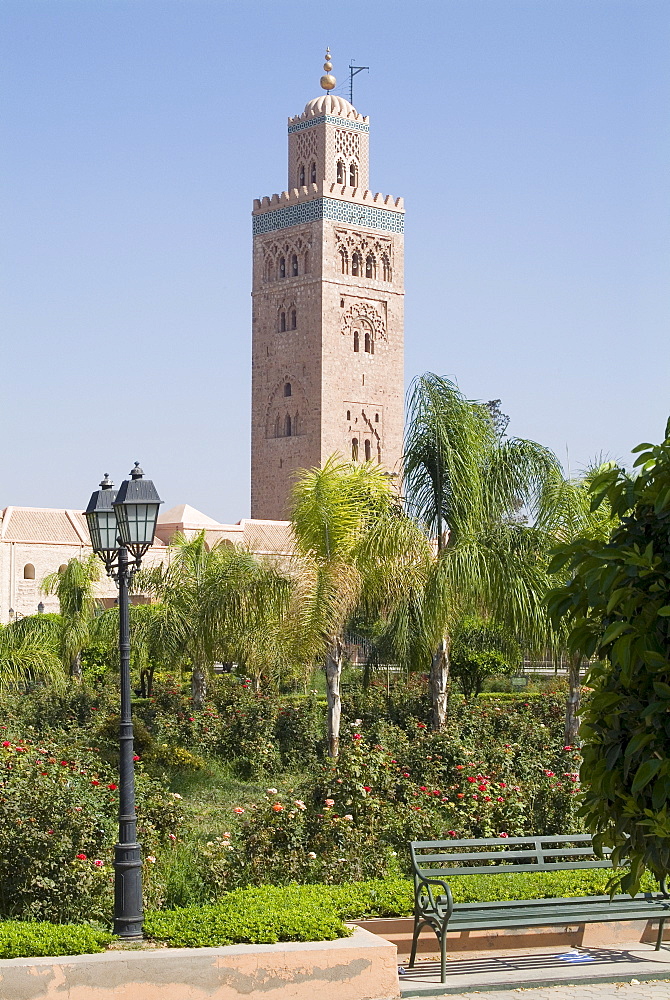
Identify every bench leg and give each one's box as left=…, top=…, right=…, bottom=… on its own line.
left=409, top=920, right=422, bottom=969
left=440, top=927, right=448, bottom=983
left=656, top=918, right=665, bottom=951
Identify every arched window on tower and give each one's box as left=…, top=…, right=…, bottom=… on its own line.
left=351, top=438, right=359, bottom=461
left=291, top=254, right=298, bottom=276
left=336, top=160, right=345, bottom=184
left=310, top=161, right=317, bottom=184
left=382, top=254, right=392, bottom=281
left=290, top=308, right=297, bottom=330
left=285, top=414, right=292, bottom=437
left=279, top=257, right=286, bottom=279
left=365, top=254, right=376, bottom=279
left=298, top=164, right=306, bottom=187
left=340, top=249, right=348, bottom=274
left=279, top=311, right=286, bottom=332
left=284, top=382, right=292, bottom=397
left=349, top=162, right=358, bottom=187
left=23, top=564, right=35, bottom=580
left=353, top=330, right=359, bottom=353
left=364, top=330, right=371, bottom=353
left=293, top=411, right=299, bottom=436
left=351, top=252, right=362, bottom=276
left=274, top=415, right=280, bottom=438
left=364, top=439, right=371, bottom=462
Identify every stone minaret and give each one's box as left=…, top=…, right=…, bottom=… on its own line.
left=251, top=51, right=405, bottom=519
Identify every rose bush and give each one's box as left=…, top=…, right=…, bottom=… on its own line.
left=206, top=727, right=582, bottom=889
left=0, top=734, right=184, bottom=921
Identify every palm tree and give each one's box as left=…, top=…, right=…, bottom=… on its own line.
left=290, top=456, right=430, bottom=756
left=0, top=620, right=62, bottom=690
left=403, top=374, right=561, bottom=729
left=139, top=532, right=291, bottom=708
left=41, top=555, right=102, bottom=680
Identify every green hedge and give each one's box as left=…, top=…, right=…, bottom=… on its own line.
left=145, top=868, right=662, bottom=949
left=2, top=869, right=663, bottom=957
left=0, top=921, right=112, bottom=959
left=144, top=884, right=352, bottom=948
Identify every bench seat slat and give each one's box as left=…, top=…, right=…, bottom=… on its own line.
left=411, top=835, right=594, bottom=849
left=416, top=849, right=544, bottom=863
left=442, top=894, right=662, bottom=912
left=415, top=861, right=613, bottom=876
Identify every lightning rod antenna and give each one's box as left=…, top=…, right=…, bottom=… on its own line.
left=349, top=60, right=369, bottom=104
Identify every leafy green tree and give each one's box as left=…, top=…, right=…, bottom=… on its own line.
left=537, top=463, right=619, bottom=744
left=451, top=616, right=521, bottom=700
left=290, top=457, right=430, bottom=756
left=139, top=533, right=290, bottom=708
left=548, top=423, right=670, bottom=894
left=403, top=374, right=560, bottom=729
left=41, top=556, right=102, bottom=680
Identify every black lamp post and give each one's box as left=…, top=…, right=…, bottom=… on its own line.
left=84, top=463, right=162, bottom=939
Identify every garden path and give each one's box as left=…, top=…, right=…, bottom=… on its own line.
left=410, top=981, right=670, bottom=999
left=396, top=945, right=670, bottom=998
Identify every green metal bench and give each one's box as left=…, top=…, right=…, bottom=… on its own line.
left=409, top=834, right=670, bottom=983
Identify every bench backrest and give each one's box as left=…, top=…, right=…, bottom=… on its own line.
left=410, top=835, right=613, bottom=879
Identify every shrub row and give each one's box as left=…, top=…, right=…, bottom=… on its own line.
left=0, top=921, right=112, bottom=959
left=148, top=867, right=661, bottom=948
left=2, top=868, right=662, bottom=958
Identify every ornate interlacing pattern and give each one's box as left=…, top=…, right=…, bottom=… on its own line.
left=334, top=129, right=360, bottom=159
left=260, top=231, right=312, bottom=282
left=295, top=130, right=317, bottom=163
left=342, top=300, right=387, bottom=343
left=335, top=229, right=393, bottom=281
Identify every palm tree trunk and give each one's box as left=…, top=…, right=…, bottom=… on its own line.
left=564, top=654, right=581, bottom=746
left=325, top=638, right=343, bottom=758
left=70, top=651, right=82, bottom=681
left=430, top=638, right=449, bottom=731
left=192, top=663, right=207, bottom=709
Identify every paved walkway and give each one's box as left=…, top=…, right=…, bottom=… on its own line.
left=397, top=944, right=670, bottom=997
left=412, top=981, right=670, bottom=999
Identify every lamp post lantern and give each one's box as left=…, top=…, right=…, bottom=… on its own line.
left=84, top=464, right=162, bottom=939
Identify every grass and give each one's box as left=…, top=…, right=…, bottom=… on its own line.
left=169, top=758, right=305, bottom=841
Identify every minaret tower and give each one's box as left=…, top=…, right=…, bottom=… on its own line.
left=251, top=51, right=405, bottom=519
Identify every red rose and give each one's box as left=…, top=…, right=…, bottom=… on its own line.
left=108, top=783, right=118, bottom=790
left=76, top=853, right=87, bottom=860
left=91, top=779, right=100, bottom=786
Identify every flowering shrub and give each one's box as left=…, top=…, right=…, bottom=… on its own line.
left=0, top=736, right=184, bottom=922
left=216, top=727, right=583, bottom=888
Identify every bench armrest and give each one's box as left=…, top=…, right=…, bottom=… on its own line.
left=414, top=875, right=454, bottom=922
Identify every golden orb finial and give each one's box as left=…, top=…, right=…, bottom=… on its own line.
left=320, top=47, right=336, bottom=92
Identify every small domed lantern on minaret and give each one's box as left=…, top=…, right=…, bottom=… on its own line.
left=320, top=48, right=336, bottom=92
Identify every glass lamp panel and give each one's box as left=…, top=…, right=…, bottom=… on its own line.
left=98, top=510, right=118, bottom=550
left=117, top=503, right=159, bottom=546
left=86, top=509, right=118, bottom=554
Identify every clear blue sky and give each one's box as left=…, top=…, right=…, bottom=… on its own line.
left=2, top=0, right=668, bottom=522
